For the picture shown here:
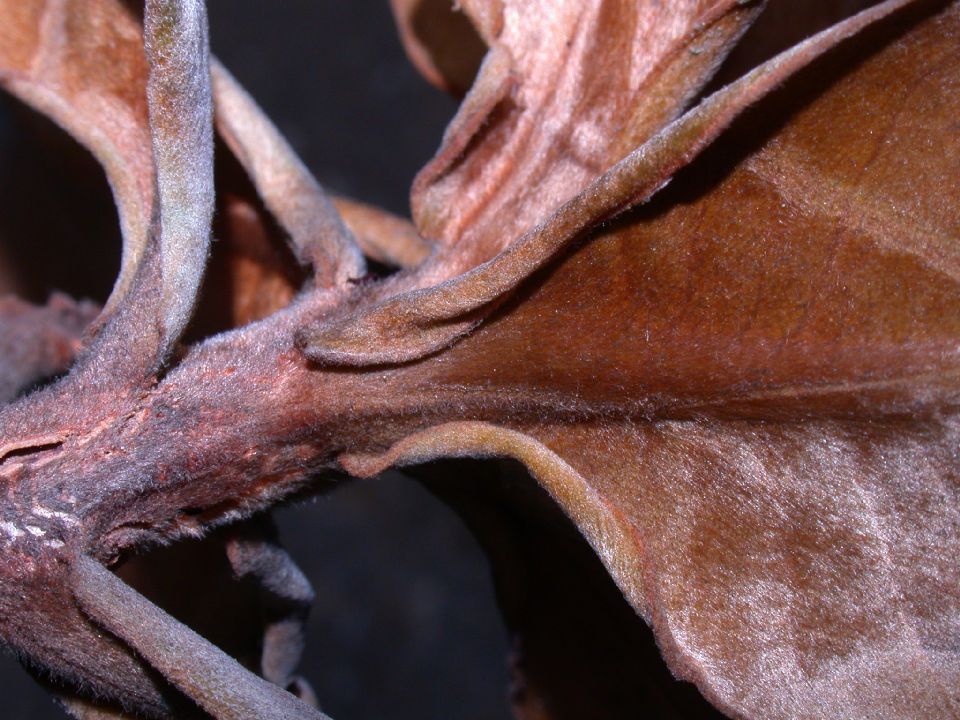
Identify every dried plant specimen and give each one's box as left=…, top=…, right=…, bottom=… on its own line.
left=0, top=0, right=956, bottom=719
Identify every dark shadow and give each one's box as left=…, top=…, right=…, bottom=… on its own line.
left=410, top=0, right=487, bottom=97
left=0, top=97, right=120, bottom=305
left=277, top=473, right=513, bottom=720
left=179, top=140, right=306, bottom=348
left=113, top=474, right=513, bottom=720
left=419, top=459, right=727, bottom=720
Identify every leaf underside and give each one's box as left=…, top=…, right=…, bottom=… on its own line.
left=342, top=3, right=960, bottom=718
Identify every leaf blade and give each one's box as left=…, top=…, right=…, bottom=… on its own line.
left=300, top=0, right=925, bottom=367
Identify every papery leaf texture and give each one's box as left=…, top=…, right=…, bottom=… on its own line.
left=297, top=0, right=921, bottom=366
left=408, top=0, right=765, bottom=272
left=0, top=0, right=955, bottom=719
left=342, top=1, right=960, bottom=717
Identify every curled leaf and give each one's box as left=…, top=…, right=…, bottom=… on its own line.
left=299, top=0, right=919, bottom=367
left=0, top=1, right=954, bottom=717
left=341, top=421, right=645, bottom=608
left=0, top=0, right=153, bottom=318
left=340, top=2, right=960, bottom=716
left=411, top=0, right=765, bottom=272
left=354, top=415, right=960, bottom=719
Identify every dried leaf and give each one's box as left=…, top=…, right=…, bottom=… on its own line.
left=340, top=3, right=960, bottom=716
left=410, top=0, right=765, bottom=274
left=300, top=0, right=917, bottom=366
left=0, top=1, right=955, bottom=718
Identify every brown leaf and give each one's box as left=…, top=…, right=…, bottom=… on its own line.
left=414, top=458, right=726, bottom=720
left=410, top=0, right=765, bottom=275
left=341, top=2, right=960, bottom=717
left=389, top=0, right=488, bottom=96
left=300, top=0, right=916, bottom=366
left=0, top=1, right=955, bottom=718
left=409, top=0, right=960, bottom=417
